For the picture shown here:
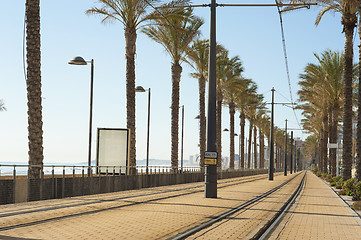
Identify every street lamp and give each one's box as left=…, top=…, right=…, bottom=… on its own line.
left=68, top=56, right=94, bottom=176
left=135, top=86, right=151, bottom=174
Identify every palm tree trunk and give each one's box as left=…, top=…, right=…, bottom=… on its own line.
left=319, top=132, right=324, bottom=172
left=342, top=15, right=356, bottom=181
left=330, top=104, right=339, bottom=177
left=125, top=27, right=137, bottom=174
left=323, top=115, right=329, bottom=173
left=260, top=130, right=264, bottom=169
left=248, top=119, right=253, bottom=169
left=240, top=112, right=245, bottom=169
left=198, top=76, right=206, bottom=167
left=229, top=102, right=235, bottom=169
left=26, top=0, right=44, bottom=179
left=216, top=92, right=223, bottom=170
left=171, top=62, right=182, bottom=171
left=253, top=125, right=257, bottom=168
left=276, top=145, right=279, bottom=168
left=356, top=6, right=361, bottom=182
left=328, top=107, right=332, bottom=173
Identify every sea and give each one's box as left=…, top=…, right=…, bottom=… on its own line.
left=0, top=159, right=199, bottom=177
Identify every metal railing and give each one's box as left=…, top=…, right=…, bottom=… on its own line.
left=0, top=164, right=204, bottom=179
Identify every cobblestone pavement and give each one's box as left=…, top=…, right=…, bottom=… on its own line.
left=0, top=172, right=294, bottom=240
left=269, top=171, right=361, bottom=240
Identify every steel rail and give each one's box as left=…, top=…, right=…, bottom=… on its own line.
left=256, top=172, right=306, bottom=239
left=172, top=172, right=303, bottom=240
left=0, top=174, right=272, bottom=230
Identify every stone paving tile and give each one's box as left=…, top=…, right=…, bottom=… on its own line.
left=188, top=173, right=304, bottom=240
left=270, top=171, right=361, bottom=240
left=0, top=173, right=291, bottom=239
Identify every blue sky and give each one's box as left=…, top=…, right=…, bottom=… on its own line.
left=0, top=1, right=357, bottom=164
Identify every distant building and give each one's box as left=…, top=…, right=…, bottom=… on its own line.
left=223, top=157, right=229, bottom=169
left=189, top=155, right=194, bottom=165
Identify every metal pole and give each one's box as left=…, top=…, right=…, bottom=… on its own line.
left=294, top=142, right=297, bottom=173
left=181, top=105, right=184, bottom=173
left=245, top=137, right=248, bottom=168
left=205, top=0, right=217, bottom=198
left=290, top=131, right=293, bottom=174
left=88, top=59, right=94, bottom=176
left=269, top=87, right=275, bottom=180
left=284, top=119, right=288, bottom=176
left=146, top=88, right=151, bottom=174
left=336, top=144, right=339, bottom=176
left=238, top=133, right=241, bottom=169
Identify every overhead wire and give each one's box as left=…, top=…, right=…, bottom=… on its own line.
left=274, top=0, right=301, bottom=128
left=275, top=89, right=291, bottom=103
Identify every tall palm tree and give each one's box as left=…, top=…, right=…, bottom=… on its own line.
left=236, top=82, right=258, bottom=169
left=292, top=0, right=358, bottom=180
left=86, top=0, right=179, bottom=172
left=215, top=47, right=229, bottom=169
left=356, top=0, right=361, bottom=182
left=222, top=57, right=244, bottom=169
left=255, top=111, right=269, bottom=169
left=143, top=7, right=203, bottom=170
left=26, top=0, right=44, bottom=179
left=298, top=50, right=354, bottom=176
left=245, top=94, right=264, bottom=169
left=186, top=39, right=209, bottom=167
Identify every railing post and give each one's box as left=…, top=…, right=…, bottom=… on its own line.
left=62, top=166, right=65, bottom=198
left=52, top=166, right=55, bottom=199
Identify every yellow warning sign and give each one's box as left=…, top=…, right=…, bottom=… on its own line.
left=205, top=158, right=217, bottom=165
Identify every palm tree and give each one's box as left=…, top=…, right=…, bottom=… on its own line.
left=356, top=0, right=361, bottom=182
left=186, top=39, right=209, bottom=167
left=222, top=57, right=244, bottom=169
left=86, top=0, right=180, bottom=172
left=245, top=94, right=264, bottom=169
left=236, top=82, right=258, bottom=169
left=214, top=46, right=229, bottom=169
left=143, top=7, right=203, bottom=171
left=298, top=50, right=354, bottom=176
left=26, top=0, right=44, bottom=179
left=255, top=112, right=270, bottom=169
left=292, top=0, right=358, bottom=180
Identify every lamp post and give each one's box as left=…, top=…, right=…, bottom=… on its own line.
left=269, top=87, right=275, bottom=180
left=135, top=86, right=151, bottom=174
left=68, top=56, right=94, bottom=176
left=284, top=119, right=288, bottom=176
left=290, top=131, right=294, bottom=174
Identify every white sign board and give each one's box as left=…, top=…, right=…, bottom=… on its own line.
left=204, top=152, right=218, bottom=159
left=96, top=128, right=129, bottom=174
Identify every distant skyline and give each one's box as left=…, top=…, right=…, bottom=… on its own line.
left=0, top=1, right=357, bottom=164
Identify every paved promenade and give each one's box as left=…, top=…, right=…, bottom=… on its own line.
left=0, top=171, right=360, bottom=239
left=269, top=171, right=361, bottom=240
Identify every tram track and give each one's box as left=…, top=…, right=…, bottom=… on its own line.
left=171, top=171, right=305, bottom=240
left=0, top=173, right=274, bottom=231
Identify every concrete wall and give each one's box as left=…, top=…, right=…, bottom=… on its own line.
left=0, top=169, right=276, bottom=205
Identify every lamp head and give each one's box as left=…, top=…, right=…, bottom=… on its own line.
left=135, top=86, right=146, bottom=92
left=68, top=56, right=87, bottom=65
left=223, top=128, right=229, bottom=132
